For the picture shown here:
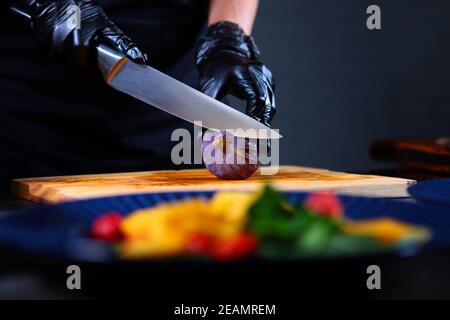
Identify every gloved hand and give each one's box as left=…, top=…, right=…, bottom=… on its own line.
left=12, top=0, right=148, bottom=66
left=195, top=21, right=276, bottom=127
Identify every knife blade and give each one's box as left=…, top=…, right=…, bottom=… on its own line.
left=97, top=45, right=282, bottom=140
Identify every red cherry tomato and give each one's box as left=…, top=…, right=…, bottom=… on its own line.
left=90, top=212, right=123, bottom=243
left=186, top=233, right=214, bottom=254
left=209, top=232, right=258, bottom=261
left=304, top=191, right=344, bottom=218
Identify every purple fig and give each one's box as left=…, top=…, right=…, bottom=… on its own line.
left=202, top=131, right=259, bottom=180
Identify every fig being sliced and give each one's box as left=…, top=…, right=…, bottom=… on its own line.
left=202, top=130, right=259, bottom=180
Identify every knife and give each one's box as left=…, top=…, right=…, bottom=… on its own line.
left=11, top=6, right=282, bottom=140
left=97, top=46, right=281, bottom=139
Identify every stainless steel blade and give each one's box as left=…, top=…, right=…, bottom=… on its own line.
left=97, top=45, right=281, bottom=140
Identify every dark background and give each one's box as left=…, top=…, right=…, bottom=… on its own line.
left=254, top=0, right=450, bottom=172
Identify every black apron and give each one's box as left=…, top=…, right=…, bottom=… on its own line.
left=0, top=0, right=207, bottom=192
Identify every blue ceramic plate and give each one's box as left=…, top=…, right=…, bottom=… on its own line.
left=408, top=179, right=450, bottom=207
left=0, top=191, right=450, bottom=262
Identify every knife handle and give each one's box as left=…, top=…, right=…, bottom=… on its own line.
left=10, top=5, right=127, bottom=83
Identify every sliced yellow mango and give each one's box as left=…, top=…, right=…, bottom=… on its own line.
left=342, top=218, right=429, bottom=244
left=119, top=193, right=256, bottom=258
left=209, top=191, right=257, bottom=226
left=120, top=239, right=185, bottom=259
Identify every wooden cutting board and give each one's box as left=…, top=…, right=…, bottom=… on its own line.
left=11, top=166, right=415, bottom=204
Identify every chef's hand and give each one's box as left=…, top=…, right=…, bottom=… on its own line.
left=14, top=0, right=148, bottom=66
left=195, top=21, right=276, bottom=127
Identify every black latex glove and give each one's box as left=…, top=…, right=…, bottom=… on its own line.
left=195, top=21, right=276, bottom=127
left=12, top=0, right=148, bottom=66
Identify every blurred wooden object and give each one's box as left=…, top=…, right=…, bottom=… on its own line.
left=370, top=137, right=450, bottom=178
left=12, top=166, right=415, bottom=204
